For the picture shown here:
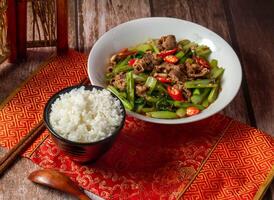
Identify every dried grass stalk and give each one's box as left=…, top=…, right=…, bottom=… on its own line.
left=0, top=0, right=8, bottom=58
left=30, top=0, right=56, bottom=46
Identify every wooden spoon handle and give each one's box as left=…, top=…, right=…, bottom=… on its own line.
left=28, top=169, right=92, bottom=200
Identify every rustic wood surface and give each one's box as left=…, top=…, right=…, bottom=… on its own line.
left=0, top=0, right=273, bottom=199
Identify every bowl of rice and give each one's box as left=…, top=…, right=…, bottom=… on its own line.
left=43, top=85, right=126, bottom=163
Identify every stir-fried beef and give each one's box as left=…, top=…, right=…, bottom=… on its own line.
left=157, top=35, right=177, bottom=51
left=168, top=68, right=187, bottom=82
left=111, top=73, right=126, bottom=91
left=136, top=84, right=148, bottom=97
left=143, top=52, right=162, bottom=65
left=155, top=62, right=176, bottom=73
left=185, top=62, right=209, bottom=78
left=133, top=52, right=162, bottom=74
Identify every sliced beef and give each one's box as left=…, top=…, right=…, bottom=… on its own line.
left=133, top=61, right=145, bottom=74
left=111, top=73, right=126, bottom=91
left=185, top=63, right=209, bottom=78
left=155, top=63, right=187, bottom=82
left=133, top=52, right=162, bottom=74
left=157, top=35, right=177, bottom=51
left=155, top=62, right=176, bottom=73
left=168, top=67, right=187, bottom=82
left=135, top=84, right=148, bottom=97
left=143, top=51, right=162, bottom=65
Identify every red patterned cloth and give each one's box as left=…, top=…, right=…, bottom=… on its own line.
left=0, top=51, right=273, bottom=199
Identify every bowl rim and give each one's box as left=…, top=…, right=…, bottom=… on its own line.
left=87, top=17, right=242, bottom=124
left=43, top=84, right=126, bottom=145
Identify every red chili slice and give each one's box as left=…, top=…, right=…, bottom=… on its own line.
left=164, top=55, right=179, bottom=64
left=155, top=76, right=172, bottom=83
left=157, top=48, right=177, bottom=58
left=193, top=56, right=210, bottom=68
left=186, top=106, right=200, bottom=116
left=167, top=85, right=185, bottom=101
left=128, top=59, right=136, bottom=66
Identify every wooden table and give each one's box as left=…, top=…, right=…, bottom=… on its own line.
left=0, top=0, right=273, bottom=199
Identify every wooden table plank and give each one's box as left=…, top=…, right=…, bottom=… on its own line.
left=0, top=148, right=74, bottom=200
left=75, top=0, right=151, bottom=53
left=226, top=0, right=274, bottom=134
left=150, top=0, right=251, bottom=124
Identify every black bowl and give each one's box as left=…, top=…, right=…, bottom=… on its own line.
left=43, top=85, right=126, bottom=163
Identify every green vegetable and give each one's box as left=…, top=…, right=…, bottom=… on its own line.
left=202, top=98, right=209, bottom=108
left=145, top=95, right=159, bottom=103
left=172, top=101, right=205, bottom=110
left=210, top=67, right=225, bottom=79
left=135, top=43, right=152, bottom=52
left=120, top=92, right=127, bottom=99
left=156, top=98, right=171, bottom=111
left=191, top=88, right=211, bottom=104
left=113, top=65, right=132, bottom=74
left=195, top=45, right=212, bottom=58
left=208, top=81, right=220, bottom=103
left=150, top=40, right=160, bottom=53
left=193, top=88, right=200, bottom=95
left=136, top=104, right=145, bottom=113
left=126, top=71, right=135, bottom=105
left=185, top=83, right=217, bottom=89
left=176, top=108, right=186, bottom=118
left=175, top=51, right=185, bottom=59
left=178, top=39, right=190, bottom=46
left=107, top=86, right=133, bottom=110
left=147, top=111, right=178, bottom=119
left=179, top=50, right=193, bottom=64
left=185, top=58, right=193, bottom=64
left=210, top=59, right=218, bottom=69
left=155, top=83, right=167, bottom=93
left=145, top=76, right=157, bottom=94
left=184, top=79, right=217, bottom=88
left=134, top=51, right=144, bottom=59
left=141, top=107, right=156, bottom=113
left=133, top=73, right=148, bottom=82
left=115, top=56, right=131, bottom=68
left=182, top=42, right=197, bottom=52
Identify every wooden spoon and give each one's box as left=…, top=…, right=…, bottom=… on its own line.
left=28, top=169, right=92, bottom=200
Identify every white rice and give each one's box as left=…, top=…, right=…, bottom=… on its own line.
left=49, top=87, right=123, bottom=143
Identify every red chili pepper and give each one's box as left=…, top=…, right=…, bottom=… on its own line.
left=164, top=55, right=179, bottom=64
left=156, top=76, right=172, bottom=83
left=186, top=106, right=200, bottom=116
left=157, top=48, right=177, bottom=58
left=128, top=59, right=136, bottom=66
left=193, top=56, right=210, bottom=68
left=118, top=49, right=137, bottom=59
left=167, top=85, right=185, bottom=101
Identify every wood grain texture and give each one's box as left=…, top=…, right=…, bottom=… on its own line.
left=56, top=0, right=69, bottom=54
left=0, top=148, right=75, bottom=200
left=6, top=0, right=17, bottom=62
left=151, top=0, right=250, bottom=124
left=227, top=0, right=274, bottom=133
left=16, top=0, right=27, bottom=60
left=68, top=0, right=77, bottom=49
left=78, top=0, right=151, bottom=53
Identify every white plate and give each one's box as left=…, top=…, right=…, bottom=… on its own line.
left=88, top=17, right=242, bottom=124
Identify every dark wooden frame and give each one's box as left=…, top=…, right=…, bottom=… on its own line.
left=6, top=0, right=68, bottom=62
